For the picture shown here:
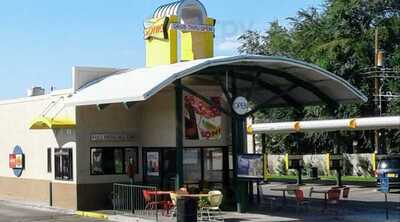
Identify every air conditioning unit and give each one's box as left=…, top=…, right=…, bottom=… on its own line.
left=27, top=86, right=45, bottom=97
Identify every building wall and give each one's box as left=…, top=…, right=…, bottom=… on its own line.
left=0, top=92, right=77, bottom=209
left=0, top=81, right=232, bottom=210
left=74, top=84, right=231, bottom=210
left=75, top=88, right=176, bottom=209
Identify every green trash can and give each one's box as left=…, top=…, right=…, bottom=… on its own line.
left=177, top=196, right=197, bottom=222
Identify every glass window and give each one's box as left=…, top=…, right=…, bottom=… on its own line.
left=47, top=148, right=52, bottom=173
left=183, top=148, right=202, bottom=183
left=90, top=147, right=138, bottom=175
left=125, top=148, right=139, bottom=174
left=55, top=148, right=73, bottom=181
left=379, top=159, right=400, bottom=169
left=204, top=148, right=223, bottom=182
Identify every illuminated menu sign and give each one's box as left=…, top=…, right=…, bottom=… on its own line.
left=9, top=154, right=24, bottom=169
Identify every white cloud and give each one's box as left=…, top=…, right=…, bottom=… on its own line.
left=217, top=36, right=241, bottom=52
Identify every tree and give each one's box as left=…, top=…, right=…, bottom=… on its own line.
left=239, top=0, right=400, bottom=154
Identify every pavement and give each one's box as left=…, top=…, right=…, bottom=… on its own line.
left=0, top=183, right=399, bottom=222
left=0, top=200, right=103, bottom=222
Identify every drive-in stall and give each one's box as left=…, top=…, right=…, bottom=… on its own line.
left=0, top=0, right=367, bottom=212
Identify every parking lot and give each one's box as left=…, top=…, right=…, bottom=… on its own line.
left=0, top=200, right=102, bottom=222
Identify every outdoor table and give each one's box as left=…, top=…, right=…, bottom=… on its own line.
left=310, top=189, right=330, bottom=210
left=147, top=191, right=173, bottom=196
left=270, top=187, right=298, bottom=207
left=176, top=194, right=210, bottom=198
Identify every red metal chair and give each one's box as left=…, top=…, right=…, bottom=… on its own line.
left=327, top=189, right=341, bottom=204
left=143, top=190, right=160, bottom=211
left=326, top=189, right=341, bottom=216
left=294, top=189, right=309, bottom=213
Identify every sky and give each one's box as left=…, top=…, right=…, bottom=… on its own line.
left=0, top=0, right=323, bottom=100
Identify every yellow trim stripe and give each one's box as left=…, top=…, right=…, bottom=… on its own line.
left=76, top=211, right=109, bottom=220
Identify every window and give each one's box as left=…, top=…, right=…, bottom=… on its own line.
left=47, top=148, right=52, bottom=173
left=183, top=148, right=202, bottom=183
left=204, top=148, right=223, bottom=182
left=55, top=148, right=73, bottom=181
left=90, top=147, right=138, bottom=175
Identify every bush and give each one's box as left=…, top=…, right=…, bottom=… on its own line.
left=357, top=156, right=373, bottom=176
left=343, top=155, right=354, bottom=176
left=276, top=157, right=288, bottom=175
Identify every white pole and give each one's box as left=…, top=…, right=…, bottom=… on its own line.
left=251, top=116, right=400, bottom=134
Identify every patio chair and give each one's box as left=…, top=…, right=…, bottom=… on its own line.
left=294, top=189, right=310, bottom=213
left=342, top=187, right=350, bottom=199
left=200, top=190, right=224, bottom=222
left=308, top=187, right=314, bottom=199
left=143, top=190, right=160, bottom=211
left=326, top=189, right=341, bottom=216
left=143, top=190, right=172, bottom=212
left=168, top=192, right=177, bottom=217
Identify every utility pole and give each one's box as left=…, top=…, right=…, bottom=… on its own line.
left=374, top=29, right=381, bottom=154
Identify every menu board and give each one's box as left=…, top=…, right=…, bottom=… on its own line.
left=237, top=154, right=264, bottom=180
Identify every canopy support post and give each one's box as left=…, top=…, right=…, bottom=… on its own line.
left=174, top=80, right=184, bottom=190
left=230, top=74, right=248, bottom=213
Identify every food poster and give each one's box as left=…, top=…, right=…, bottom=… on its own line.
left=91, top=150, right=103, bottom=174
left=146, top=152, right=160, bottom=177
left=184, top=95, right=222, bottom=140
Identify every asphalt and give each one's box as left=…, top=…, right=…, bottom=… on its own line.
left=0, top=200, right=103, bottom=222
left=0, top=183, right=399, bottom=222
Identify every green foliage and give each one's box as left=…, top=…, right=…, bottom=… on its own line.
left=276, top=157, right=288, bottom=176
left=357, top=156, right=373, bottom=176
left=239, top=0, right=400, bottom=154
left=343, top=155, right=354, bottom=176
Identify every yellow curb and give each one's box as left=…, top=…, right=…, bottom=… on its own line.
left=76, top=211, right=109, bottom=220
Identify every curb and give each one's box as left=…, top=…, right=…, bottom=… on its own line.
left=76, top=211, right=109, bottom=220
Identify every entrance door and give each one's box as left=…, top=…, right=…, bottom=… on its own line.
left=143, top=148, right=177, bottom=189
left=183, top=147, right=231, bottom=191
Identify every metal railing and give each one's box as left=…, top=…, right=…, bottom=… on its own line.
left=113, top=183, right=160, bottom=221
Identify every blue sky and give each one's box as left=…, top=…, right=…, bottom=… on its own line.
left=0, top=0, right=323, bottom=100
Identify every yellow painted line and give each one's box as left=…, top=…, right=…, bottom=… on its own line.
left=76, top=211, right=109, bottom=220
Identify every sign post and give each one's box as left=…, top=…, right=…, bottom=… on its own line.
left=378, top=175, right=390, bottom=220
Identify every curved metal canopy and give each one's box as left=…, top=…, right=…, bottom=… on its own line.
left=65, top=55, right=367, bottom=108
left=153, top=0, right=208, bottom=20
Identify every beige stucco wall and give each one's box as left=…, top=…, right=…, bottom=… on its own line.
left=75, top=84, right=231, bottom=185
left=75, top=103, right=141, bottom=184
left=0, top=92, right=77, bottom=209
left=0, top=80, right=232, bottom=209
left=0, top=93, right=76, bottom=181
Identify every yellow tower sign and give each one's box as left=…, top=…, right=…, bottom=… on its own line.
left=145, top=0, right=216, bottom=67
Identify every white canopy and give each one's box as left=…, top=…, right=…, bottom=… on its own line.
left=250, top=116, right=400, bottom=134
left=65, top=55, right=367, bottom=107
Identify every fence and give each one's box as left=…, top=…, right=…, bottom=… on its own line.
left=113, top=183, right=160, bottom=221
